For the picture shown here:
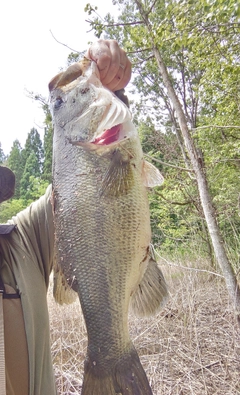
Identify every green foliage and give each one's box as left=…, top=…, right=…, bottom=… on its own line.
left=1, top=106, right=52, bottom=220
left=84, top=3, right=104, bottom=38
left=20, top=152, right=41, bottom=200
left=6, top=140, right=24, bottom=199
left=18, top=128, right=44, bottom=200
left=67, top=52, right=83, bottom=66
left=0, top=143, right=6, bottom=164
left=21, top=128, right=43, bottom=173
left=0, top=199, right=28, bottom=223
left=85, top=0, right=240, bottom=261
left=26, top=176, right=49, bottom=201
left=2, top=2, right=240, bottom=266
left=42, top=106, right=53, bottom=183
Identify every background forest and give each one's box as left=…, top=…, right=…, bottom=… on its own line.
left=1, top=1, right=240, bottom=392
left=1, top=0, right=239, bottom=267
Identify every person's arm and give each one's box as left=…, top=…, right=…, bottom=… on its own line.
left=8, top=185, right=54, bottom=288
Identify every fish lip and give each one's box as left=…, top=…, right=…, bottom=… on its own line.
left=66, top=122, right=131, bottom=151
left=70, top=131, right=130, bottom=152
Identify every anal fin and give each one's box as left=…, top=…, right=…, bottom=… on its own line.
left=130, top=246, right=169, bottom=317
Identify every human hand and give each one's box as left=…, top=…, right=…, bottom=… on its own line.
left=86, top=39, right=131, bottom=91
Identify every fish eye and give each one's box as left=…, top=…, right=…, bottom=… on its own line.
left=54, top=97, right=63, bottom=110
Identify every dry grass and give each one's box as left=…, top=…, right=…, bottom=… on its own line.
left=48, top=261, right=240, bottom=395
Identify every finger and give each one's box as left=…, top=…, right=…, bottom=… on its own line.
left=86, top=40, right=114, bottom=81
left=113, top=58, right=132, bottom=91
left=86, top=40, right=131, bottom=90
left=121, top=58, right=132, bottom=87
left=99, top=40, right=122, bottom=86
left=87, top=40, right=125, bottom=86
left=105, top=57, right=132, bottom=91
left=101, top=44, right=131, bottom=90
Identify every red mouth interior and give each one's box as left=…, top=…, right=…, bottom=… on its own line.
left=92, top=124, right=121, bottom=145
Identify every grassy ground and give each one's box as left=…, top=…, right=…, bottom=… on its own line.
left=48, top=259, right=240, bottom=395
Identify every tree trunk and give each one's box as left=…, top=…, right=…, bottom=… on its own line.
left=134, top=0, right=240, bottom=325
left=154, top=46, right=240, bottom=323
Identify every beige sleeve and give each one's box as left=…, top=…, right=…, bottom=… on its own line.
left=9, top=185, right=54, bottom=288
left=3, top=285, right=29, bottom=395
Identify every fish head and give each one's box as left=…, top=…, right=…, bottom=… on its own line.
left=49, top=59, right=135, bottom=150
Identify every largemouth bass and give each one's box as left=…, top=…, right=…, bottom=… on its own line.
left=49, top=58, right=168, bottom=395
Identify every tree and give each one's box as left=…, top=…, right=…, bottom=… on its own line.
left=20, top=151, right=42, bottom=200
left=21, top=128, right=43, bottom=173
left=42, top=104, right=53, bottom=183
left=0, top=143, right=6, bottom=164
left=19, top=128, right=44, bottom=199
left=6, top=140, right=23, bottom=199
left=0, top=199, right=28, bottom=223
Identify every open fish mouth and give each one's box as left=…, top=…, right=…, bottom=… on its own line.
left=49, top=59, right=135, bottom=149
left=87, top=84, right=134, bottom=148
left=66, top=87, right=134, bottom=150
left=92, top=124, right=121, bottom=145
left=91, top=124, right=129, bottom=146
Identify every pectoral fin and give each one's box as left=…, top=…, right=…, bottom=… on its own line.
left=53, top=262, right=77, bottom=305
left=130, top=247, right=169, bottom=317
left=142, top=160, right=164, bottom=187
left=99, top=149, right=133, bottom=197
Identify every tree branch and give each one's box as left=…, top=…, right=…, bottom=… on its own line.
left=144, top=153, right=194, bottom=172
left=127, top=48, right=152, bottom=54
left=192, top=125, right=240, bottom=131
left=146, top=0, right=159, bottom=16
left=49, top=30, right=81, bottom=54
left=85, top=19, right=145, bottom=27
left=154, top=191, right=193, bottom=206
left=157, top=254, right=224, bottom=278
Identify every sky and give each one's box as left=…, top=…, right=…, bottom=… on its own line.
left=0, top=0, right=118, bottom=155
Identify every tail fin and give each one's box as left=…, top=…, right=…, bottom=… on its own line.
left=81, top=347, right=153, bottom=395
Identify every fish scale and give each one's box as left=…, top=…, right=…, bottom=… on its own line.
left=50, top=58, right=168, bottom=395
left=56, top=146, right=145, bottom=338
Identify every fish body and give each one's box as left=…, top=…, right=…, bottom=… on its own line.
left=49, top=59, right=168, bottom=395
